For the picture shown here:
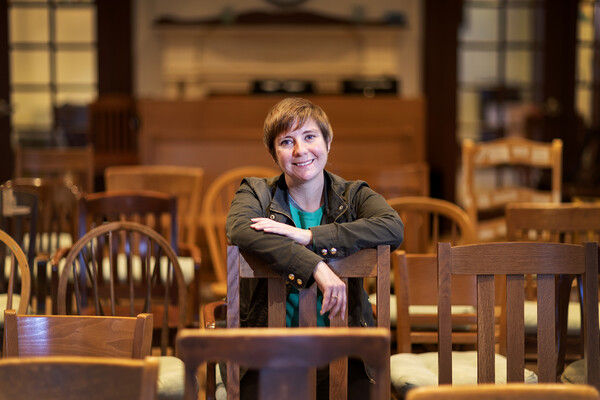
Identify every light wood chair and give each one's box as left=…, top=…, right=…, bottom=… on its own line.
left=177, top=327, right=390, bottom=400
left=4, top=309, right=153, bottom=359
left=104, top=165, right=204, bottom=246
left=14, top=144, right=95, bottom=193
left=437, top=242, right=599, bottom=389
left=4, top=178, right=80, bottom=313
left=386, top=196, right=475, bottom=254
left=506, top=202, right=600, bottom=378
left=55, top=221, right=187, bottom=356
left=203, top=245, right=390, bottom=400
left=461, top=137, right=562, bottom=242
left=202, top=166, right=279, bottom=298
left=0, top=356, right=159, bottom=400
left=327, top=162, right=430, bottom=198
left=0, top=229, right=31, bottom=318
left=406, top=383, right=600, bottom=400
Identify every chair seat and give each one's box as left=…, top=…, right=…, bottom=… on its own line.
left=370, top=293, right=476, bottom=329
left=524, top=300, right=596, bottom=336
left=390, top=351, right=538, bottom=396
left=158, top=355, right=186, bottom=400
left=560, top=358, right=586, bottom=384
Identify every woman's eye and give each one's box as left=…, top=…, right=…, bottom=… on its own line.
left=305, top=134, right=316, bottom=141
left=280, top=139, right=292, bottom=146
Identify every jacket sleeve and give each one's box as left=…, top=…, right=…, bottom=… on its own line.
left=226, top=181, right=322, bottom=289
left=310, top=185, right=404, bottom=259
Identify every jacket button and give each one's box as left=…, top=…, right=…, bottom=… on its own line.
left=321, top=248, right=328, bottom=256
left=330, top=247, right=337, bottom=255
left=269, top=215, right=276, bottom=220
left=338, top=205, right=344, bottom=211
left=296, top=278, right=303, bottom=285
left=288, top=273, right=295, bottom=281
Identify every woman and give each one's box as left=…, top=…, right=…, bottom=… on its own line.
left=226, top=97, right=404, bottom=399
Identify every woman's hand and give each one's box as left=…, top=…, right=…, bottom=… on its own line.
left=313, top=261, right=346, bottom=320
left=250, top=217, right=312, bottom=246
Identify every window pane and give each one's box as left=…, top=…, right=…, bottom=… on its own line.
left=577, top=46, right=594, bottom=82
left=460, top=8, right=498, bottom=42
left=576, top=87, right=592, bottom=126
left=56, top=8, right=95, bottom=43
left=11, top=50, right=50, bottom=84
left=459, top=50, right=498, bottom=84
left=56, top=91, right=96, bottom=106
left=12, top=91, right=52, bottom=128
left=458, top=90, right=481, bottom=125
left=10, top=8, right=49, bottom=43
left=507, top=7, right=533, bottom=42
left=578, top=3, right=595, bottom=41
left=56, top=50, right=96, bottom=84
left=506, top=50, right=532, bottom=85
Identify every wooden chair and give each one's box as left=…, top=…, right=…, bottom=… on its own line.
left=4, top=309, right=153, bottom=358
left=14, top=144, right=95, bottom=193
left=88, top=94, right=140, bottom=177
left=202, top=166, right=279, bottom=298
left=104, top=165, right=204, bottom=246
left=0, top=356, right=159, bottom=400
left=437, top=242, right=599, bottom=389
left=205, top=245, right=390, bottom=400
left=51, top=190, right=201, bottom=325
left=328, top=162, right=430, bottom=198
left=177, top=327, right=390, bottom=400
left=461, top=137, right=562, bottom=242
left=506, top=202, right=600, bottom=377
left=386, top=196, right=475, bottom=254
left=55, top=221, right=187, bottom=356
left=4, top=178, right=80, bottom=313
left=406, top=383, right=600, bottom=400
left=0, top=229, right=31, bottom=318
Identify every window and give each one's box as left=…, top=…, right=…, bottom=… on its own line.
left=576, top=0, right=599, bottom=128
left=9, top=0, right=96, bottom=144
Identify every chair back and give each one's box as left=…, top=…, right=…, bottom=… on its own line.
left=177, top=327, right=390, bottom=400
left=387, top=196, right=475, bottom=253
left=0, top=187, right=38, bottom=273
left=437, top=241, right=600, bottom=389
left=461, top=137, right=562, bottom=241
left=0, top=356, right=158, bottom=400
left=105, top=165, right=204, bottom=245
left=56, top=221, right=187, bottom=355
left=328, top=162, right=430, bottom=198
left=406, top=383, right=600, bottom=400
left=14, top=144, right=95, bottom=194
left=394, top=251, right=484, bottom=353
left=202, top=166, right=279, bottom=297
left=226, top=244, right=390, bottom=400
left=4, top=309, right=153, bottom=359
left=0, top=229, right=30, bottom=316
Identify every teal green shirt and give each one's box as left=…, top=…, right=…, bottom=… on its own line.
left=287, top=197, right=329, bottom=327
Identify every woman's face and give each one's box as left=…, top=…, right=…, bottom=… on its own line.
left=274, top=118, right=331, bottom=187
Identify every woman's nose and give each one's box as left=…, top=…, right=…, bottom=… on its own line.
left=293, top=142, right=306, bottom=155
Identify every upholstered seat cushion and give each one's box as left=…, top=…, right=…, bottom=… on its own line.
left=390, top=351, right=538, bottom=397
left=524, top=300, right=592, bottom=336
left=157, top=355, right=186, bottom=400
left=560, top=358, right=586, bottom=384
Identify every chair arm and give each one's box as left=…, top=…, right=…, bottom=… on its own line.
left=203, top=300, right=226, bottom=329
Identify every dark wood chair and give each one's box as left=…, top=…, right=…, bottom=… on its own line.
left=0, top=229, right=31, bottom=317
left=203, top=245, right=390, bottom=400
left=0, top=356, right=159, bottom=400
left=55, top=221, right=187, bottom=356
left=177, top=327, right=390, bottom=400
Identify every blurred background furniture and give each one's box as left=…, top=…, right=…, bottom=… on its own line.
left=461, top=137, right=562, bottom=242
left=0, top=228, right=31, bottom=334
left=202, top=166, right=279, bottom=299
left=3, top=178, right=80, bottom=313
left=14, top=144, right=95, bottom=194
left=55, top=221, right=187, bottom=357
left=328, top=162, right=430, bottom=198
left=0, top=356, right=159, bottom=400
left=177, top=327, right=391, bottom=400
left=104, top=165, right=204, bottom=247
left=405, top=383, right=600, bottom=400
left=386, top=196, right=475, bottom=254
